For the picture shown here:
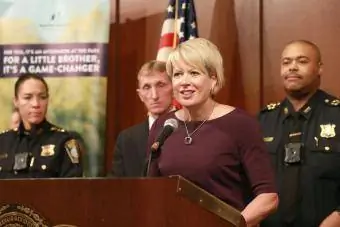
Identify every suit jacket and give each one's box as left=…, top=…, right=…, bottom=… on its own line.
left=111, top=120, right=149, bottom=177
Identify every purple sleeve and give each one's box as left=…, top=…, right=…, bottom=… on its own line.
left=237, top=116, right=277, bottom=195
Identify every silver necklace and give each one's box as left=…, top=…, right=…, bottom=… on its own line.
left=183, top=103, right=216, bottom=145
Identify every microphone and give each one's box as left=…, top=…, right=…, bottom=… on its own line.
left=151, top=118, right=178, bottom=152
left=145, top=118, right=178, bottom=176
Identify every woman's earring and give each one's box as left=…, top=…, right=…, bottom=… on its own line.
left=210, top=87, right=214, bottom=95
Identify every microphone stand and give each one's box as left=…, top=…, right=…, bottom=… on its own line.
left=143, top=142, right=160, bottom=177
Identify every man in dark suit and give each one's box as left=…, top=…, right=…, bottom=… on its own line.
left=111, top=60, right=174, bottom=177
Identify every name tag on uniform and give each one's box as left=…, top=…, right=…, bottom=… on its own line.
left=40, top=144, right=55, bottom=157
left=263, top=137, right=274, bottom=142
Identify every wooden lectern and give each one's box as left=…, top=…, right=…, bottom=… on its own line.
left=0, top=176, right=246, bottom=227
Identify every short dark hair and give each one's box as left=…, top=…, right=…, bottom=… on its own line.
left=284, top=39, right=322, bottom=63
left=14, top=75, right=49, bottom=98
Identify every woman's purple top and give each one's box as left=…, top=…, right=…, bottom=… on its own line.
left=149, top=108, right=276, bottom=211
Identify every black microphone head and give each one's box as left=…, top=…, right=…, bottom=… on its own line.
left=146, top=118, right=178, bottom=176
left=150, top=118, right=178, bottom=154
left=164, top=118, right=178, bottom=130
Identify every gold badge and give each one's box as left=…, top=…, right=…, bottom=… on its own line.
left=40, top=144, right=55, bottom=156
left=65, top=139, right=80, bottom=164
left=263, top=137, right=274, bottom=142
left=320, top=124, right=336, bottom=138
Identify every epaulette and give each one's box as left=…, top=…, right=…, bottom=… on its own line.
left=262, top=102, right=281, bottom=112
left=50, top=126, right=66, bottom=132
left=324, top=98, right=340, bottom=107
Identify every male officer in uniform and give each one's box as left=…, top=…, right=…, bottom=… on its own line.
left=259, top=40, right=340, bottom=227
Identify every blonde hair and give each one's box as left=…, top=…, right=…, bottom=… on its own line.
left=166, top=38, right=225, bottom=95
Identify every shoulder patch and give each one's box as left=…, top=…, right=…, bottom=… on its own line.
left=50, top=126, right=66, bottom=132
left=325, top=98, right=340, bottom=107
left=65, top=139, right=80, bottom=164
left=262, top=102, right=281, bottom=112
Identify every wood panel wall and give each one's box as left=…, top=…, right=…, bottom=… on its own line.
left=104, top=0, right=340, bottom=174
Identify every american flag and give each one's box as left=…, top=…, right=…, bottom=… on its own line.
left=156, top=0, right=198, bottom=62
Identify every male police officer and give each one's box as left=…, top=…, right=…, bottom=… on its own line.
left=259, top=40, right=340, bottom=227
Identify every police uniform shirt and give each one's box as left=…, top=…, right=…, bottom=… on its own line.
left=0, top=120, right=82, bottom=178
left=258, top=89, right=340, bottom=227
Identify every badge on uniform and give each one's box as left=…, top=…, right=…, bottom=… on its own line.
left=40, top=144, right=55, bottom=157
left=320, top=124, right=336, bottom=138
left=65, top=139, right=80, bottom=164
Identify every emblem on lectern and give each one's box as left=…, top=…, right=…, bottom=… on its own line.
left=0, top=204, right=78, bottom=227
left=0, top=204, right=50, bottom=226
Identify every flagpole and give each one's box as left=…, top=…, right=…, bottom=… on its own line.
left=172, top=0, right=179, bottom=48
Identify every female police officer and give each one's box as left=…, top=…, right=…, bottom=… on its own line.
left=0, top=75, right=83, bottom=178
